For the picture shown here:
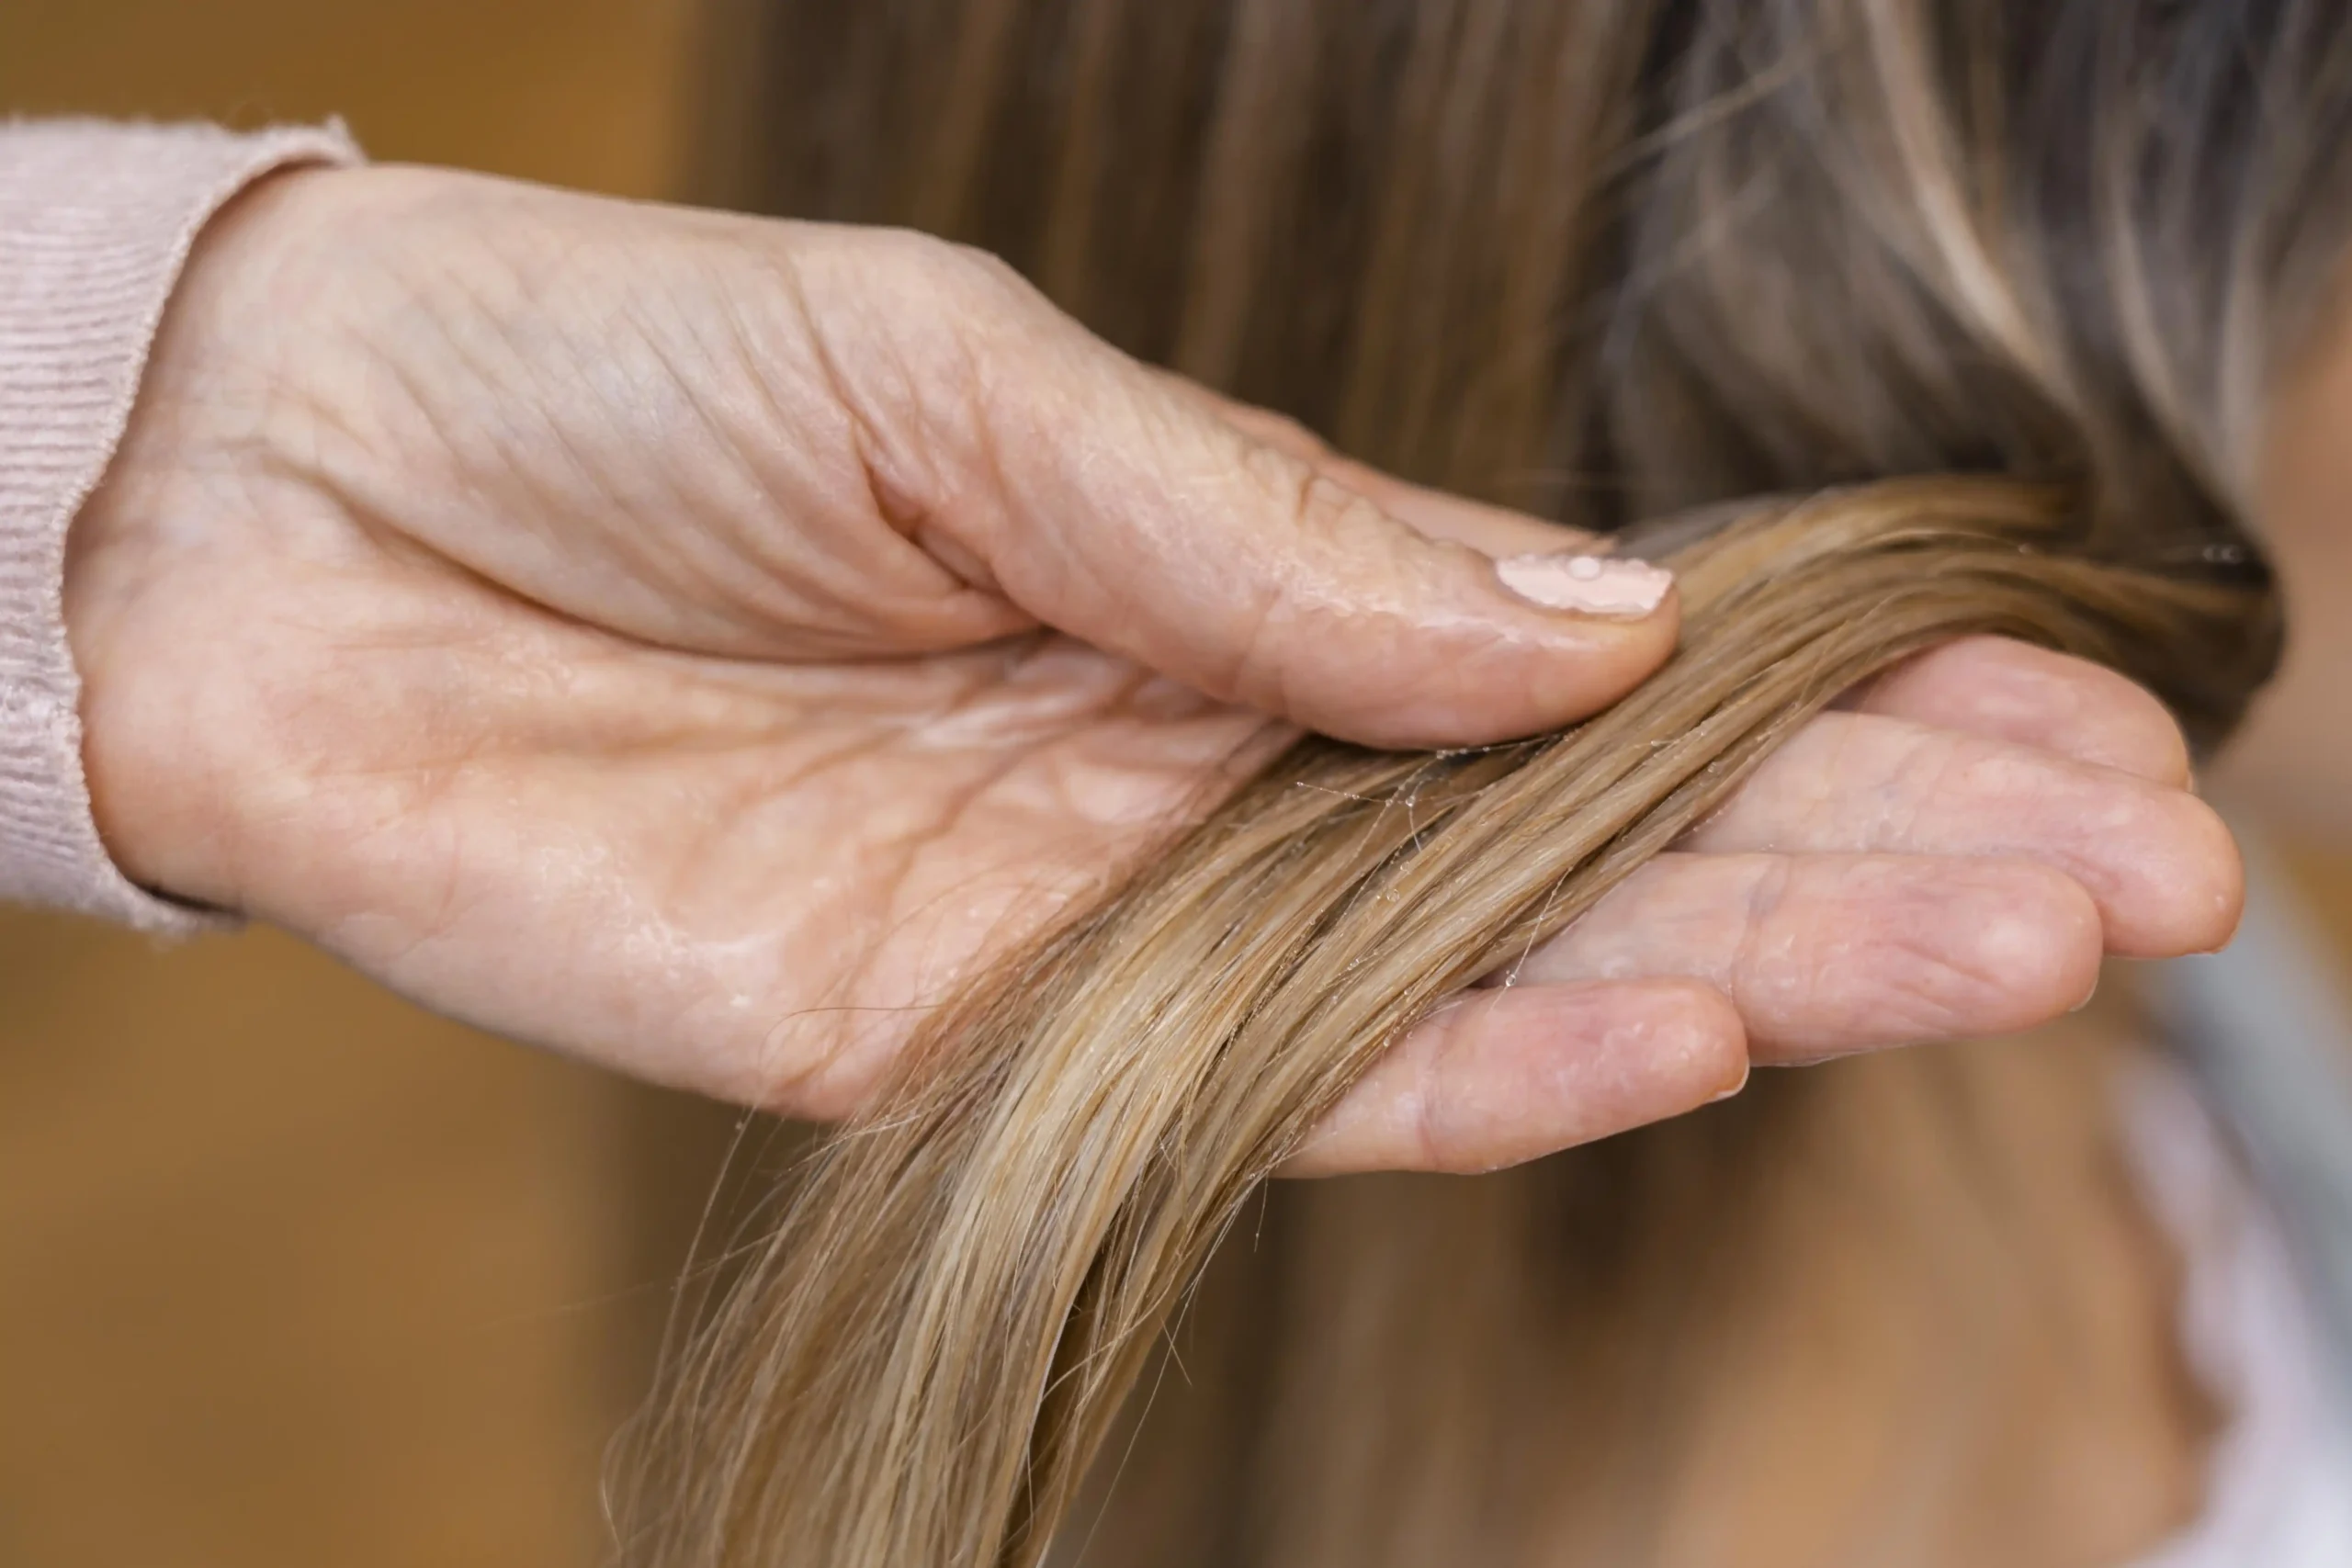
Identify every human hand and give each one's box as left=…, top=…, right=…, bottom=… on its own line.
left=63, top=166, right=2238, bottom=1174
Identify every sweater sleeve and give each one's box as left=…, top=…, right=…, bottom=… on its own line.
left=0, top=120, right=362, bottom=934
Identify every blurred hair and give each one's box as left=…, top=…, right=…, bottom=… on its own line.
left=627, top=3, right=2352, bottom=1563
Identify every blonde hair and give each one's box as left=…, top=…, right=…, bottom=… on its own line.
left=628, top=1, right=2352, bottom=1562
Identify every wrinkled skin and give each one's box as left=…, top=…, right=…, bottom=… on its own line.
left=64, top=165, right=2242, bottom=1176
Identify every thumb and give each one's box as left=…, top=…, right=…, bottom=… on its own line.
left=841, top=237, right=1679, bottom=750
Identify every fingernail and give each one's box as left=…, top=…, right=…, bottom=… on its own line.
left=1709, top=1060, right=1751, bottom=1103
left=1496, top=553, right=1674, bottom=618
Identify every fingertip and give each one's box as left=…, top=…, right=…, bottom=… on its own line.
left=1281, top=978, right=1746, bottom=1178
left=1472, top=551, right=1684, bottom=725
left=2109, top=793, right=2245, bottom=957
left=1478, top=557, right=1685, bottom=732
left=2022, top=781, right=2245, bottom=960
left=1287, top=554, right=1681, bottom=749
left=1214, top=450, right=1679, bottom=747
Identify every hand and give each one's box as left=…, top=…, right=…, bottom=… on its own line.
left=63, top=166, right=2239, bottom=1175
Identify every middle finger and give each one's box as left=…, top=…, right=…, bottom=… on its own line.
left=1681, top=712, right=2240, bottom=957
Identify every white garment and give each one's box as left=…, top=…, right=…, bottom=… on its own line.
left=2120, top=1060, right=2352, bottom=1568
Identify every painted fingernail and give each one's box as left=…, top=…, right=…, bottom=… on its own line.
left=1496, top=553, right=1674, bottom=619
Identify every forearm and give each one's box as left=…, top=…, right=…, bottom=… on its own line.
left=0, top=118, right=358, bottom=931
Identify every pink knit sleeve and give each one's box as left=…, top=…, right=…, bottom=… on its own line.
left=0, top=120, right=362, bottom=933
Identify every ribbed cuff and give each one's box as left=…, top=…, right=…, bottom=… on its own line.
left=0, top=120, right=363, bottom=933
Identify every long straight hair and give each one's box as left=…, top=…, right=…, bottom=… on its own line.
left=628, top=3, right=2352, bottom=1563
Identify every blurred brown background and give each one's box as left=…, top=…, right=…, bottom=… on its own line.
left=1, top=4, right=2351, bottom=1566
left=0, top=2, right=722, bottom=1564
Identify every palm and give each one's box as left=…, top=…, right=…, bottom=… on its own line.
left=106, top=525, right=1272, bottom=1111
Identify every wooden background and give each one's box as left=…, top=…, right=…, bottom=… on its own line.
left=0, top=3, right=718, bottom=1563
left=1, top=5, right=2349, bottom=1565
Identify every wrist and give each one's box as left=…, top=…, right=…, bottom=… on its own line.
left=63, top=164, right=359, bottom=905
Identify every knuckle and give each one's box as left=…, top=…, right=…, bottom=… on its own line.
left=1887, top=725, right=1987, bottom=837
left=1726, top=856, right=1798, bottom=1003
left=1239, top=406, right=1333, bottom=464
left=909, top=232, right=1046, bottom=321
left=843, top=230, right=1048, bottom=359
left=1275, top=469, right=1430, bottom=608
left=1887, top=864, right=2096, bottom=1029
left=1218, top=459, right=1416, bottom=691
left=1408, top=1003, right=1471, bottom=1173
left=1276, top=461, right=1378, bottom=543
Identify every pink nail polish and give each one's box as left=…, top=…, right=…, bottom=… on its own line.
left=1495, top=552, right=1674, bottom=618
